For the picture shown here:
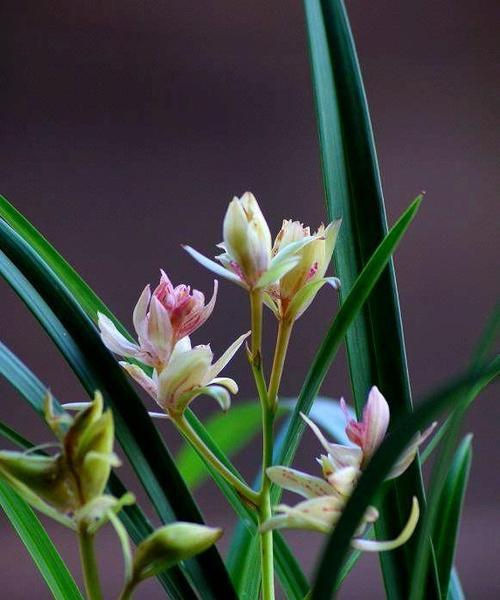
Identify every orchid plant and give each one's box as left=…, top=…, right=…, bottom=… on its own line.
left=0, top=3, right=497, bottom=600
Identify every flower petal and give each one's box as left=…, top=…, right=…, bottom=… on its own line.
left=208, top=331, right=251, bottom=381
left=176, top=384, right=231, bottom=414
left=210, top=377, right=239, bottom=394
left=132, top=285, right=151, bottom=345
left=261, top=496, right=343, bottom=534
left=266, top=466, right=334, bottom=499
left=328, top=466, right=360, bottom=497
left=387, top=422, right=437, bottom=479
left=351, top=497, right=419, bottom=552
left=285, top=276, right=341, bottom=321
left=147, top=296, right=174, bottom=363
left=183, top=245, right=244, bottom=286
left=120, top=362, right=158, bottom=401
left=98, top=313, right=141, bottom=358
left=301, top=412, right=362, bottom=470
left=256, top=255, right=300, bottom=288
left=360, top=386, right=390, bottom=460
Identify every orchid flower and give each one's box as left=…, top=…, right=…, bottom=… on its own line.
left=264, top=218, right=342, bottom=321
left=121, top=333, right=250, bottom=417
left=184, top=192, right=323, bottom=291
left=98, top=271, right=217, bottom=369
left=262, top=387, right=435, bottom=550
left=341, top=386, right=437, bottom=476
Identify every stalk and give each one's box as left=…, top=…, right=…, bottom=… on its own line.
left=249, top=289, right=275, bottom=600
left=173, top=414, right=259, bottom=506
left=78, top=527, right=104, bottom=600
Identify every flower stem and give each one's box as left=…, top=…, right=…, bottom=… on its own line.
left=78, top=527, right=103, bottom=600
left=174, top=414, right=259, bottom=507
left=250, top=289, right=275, bottom=600
left=258, top=401, right=275, bottom=600
left=267, top=319, right=293, bottom=412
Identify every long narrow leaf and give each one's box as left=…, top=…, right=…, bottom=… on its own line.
left=433, top=436, right=472, bottom=597
left=0, top=480, right=83, bottom=600
left=0, top=234, right=233, bottom=600
left=304, top=0, right=439, bottom=595
left=310, top=359, right=499, bottom=598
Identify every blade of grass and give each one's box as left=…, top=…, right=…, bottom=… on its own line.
left=0, top=197, right=307, bottom=596
left=304, top=0, right=438, bottom=595
left=0, top=340, right=197, bottom=600
left=433, top=436, right=472, bottom=598
left=0, top=480, right=84, bottom=600
left=0, top=236, right=233, bottom=600
left=309, top=358, right=499, bottom=598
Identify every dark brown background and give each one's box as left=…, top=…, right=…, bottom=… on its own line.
left=0, top=1, right=498, bottom=598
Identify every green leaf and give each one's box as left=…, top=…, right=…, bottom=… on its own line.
left=0, top=419, right=34, bottom=450
left=0, top=241, right=232, bottom=600
left=304, top=0, right=439, bottom=595
left=176, top=402, right=263, bottom=489
left=0, top=200, right=307, bottom=599
left=309, top=358, right=499, bottom=599
left=0, top=479, right=83, bottom=600
left=0, top=340, right=197, bottom=600
left=433, top=436, right=472, bottom=598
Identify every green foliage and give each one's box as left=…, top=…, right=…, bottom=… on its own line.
left=309, top=359, right=499, bottom=598
left=0, top=480, right=84, bottom=600
left=303, top=0, right=439, bottom=595
left=433, top=436, right=472, bottom=598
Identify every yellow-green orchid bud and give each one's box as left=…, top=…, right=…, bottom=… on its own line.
left=64, top=391, right=120, bottom=504
left=132, top=522, right=222, bottom=582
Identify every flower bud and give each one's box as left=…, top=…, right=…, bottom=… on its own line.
left=63, top=391, right=119, bottom=503
left=222, top=192, right=272, bottom=287
left=132, top=522, right=222, bottom=581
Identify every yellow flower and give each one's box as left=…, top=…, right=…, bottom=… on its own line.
left=265, top=219, right=341, bottom=321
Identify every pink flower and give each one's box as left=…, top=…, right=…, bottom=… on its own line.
left=341, top=386, right=436, bottom=475
left=98, top=271, right=217, bottom=369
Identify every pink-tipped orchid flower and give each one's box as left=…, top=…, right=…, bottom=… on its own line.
left=341, top=386, right=436, bottom=476
left=98, top=271, right=217, bottom=369
left=121, top=333, right=250, bottom=417
left=262, top=387, right=435, bottom=549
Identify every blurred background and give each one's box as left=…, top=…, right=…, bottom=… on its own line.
left=1, top=1, right=498, bottom=597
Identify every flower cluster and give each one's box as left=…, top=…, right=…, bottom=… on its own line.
left=184, top=191, right=341, bottom=321
left=98, top=271, right=249, bottom=417
left=263, top=387, right=435, bottom=550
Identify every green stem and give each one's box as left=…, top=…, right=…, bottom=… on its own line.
left=174, top=414, right=259, bottom=507
left=78, top=527, right=103, bottom=600
left=250, top=289, right=275, bottom=600
left=118, top=579, right=139, bottom=600
left=267, top=319, right=293, bottom=412
left=258, top=401, right=275, bottom=600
